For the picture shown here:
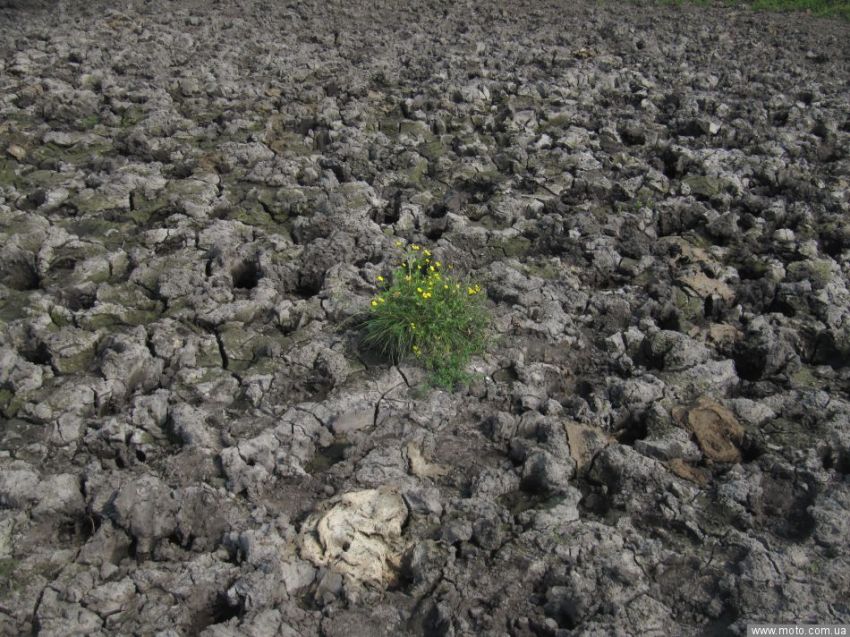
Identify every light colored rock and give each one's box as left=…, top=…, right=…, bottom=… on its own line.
left=679, top=270, right=735, bottom=303
left=810, top=488, right=850, bottom=551
left=82, top=577, right=136, bottom=617
left=300, top=488, right=408, bottom=588
left=330, top=405, right=374, bottom=435
left=565, top=421, right=611, bottom=471
left=521, top=449, right=576, bottom=492
left=0, top=462, right=40, bottom=507
left=673, top=396, right=744, bottom=463
left=32, top=473, right=84, bottom=519
left=107, top=474, right=178, bottom=554
left=6, top=144, right=26, bottom=161
left=0, top=347, right=44, bottom=393
left=404, top=442, right=448, bottom=479
left=41, top=327, right=101, bottom=374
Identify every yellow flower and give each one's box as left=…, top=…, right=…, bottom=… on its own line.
left=423, top=292, right=432, bottom=299
left=371, top=300, right=378, bottom=307
left=435, top=261, right=441, bottom=267
left=423, top=249, right=431, bottom=257
left=410, top=322, right=416, bottom=330
left=411, top=244, right=420, bottom=251
left=377, top=275, right=384, bottom=282
left=429, top=265, right=435, bottom=272
left=417, top=287, right=423, bottom=293
left=468, top=287, right=476, bottom=295
left=405, top=275, right=412, bottom=282
left=395, top=240, right=403, bottom=247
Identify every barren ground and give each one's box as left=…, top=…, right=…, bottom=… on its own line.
left=1, top=1, right=849, bottom=635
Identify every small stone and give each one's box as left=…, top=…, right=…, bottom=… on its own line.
left=330, top=408, right=374, bottom=435
left=6, top=144, right=26, bottom=161
left=405, top=443, right=448, bottom=479
left=521, top=450, right=576, bottom=493
left=440, top=519, right=473, bottom=544
left=673, top=396, right=744, bottom=464
left=773, top=228, right=795, bottom=243
left=565, top=422, right=611, bottom=471
left=679, top=271, right=735, bottom=303
left=666, top=459, right=709, bottom=486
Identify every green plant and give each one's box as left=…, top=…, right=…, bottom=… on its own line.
left=650, top=0, right=850, bottom=20
left=363, top=243, right=489, bottom=389
left=0, top=558, right=20, bottom=594
left=749, top=0, right=850, bottom=19
left=78, top=114, right=100, bottom=130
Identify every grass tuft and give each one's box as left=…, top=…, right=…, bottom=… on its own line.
left=749, top=0, right=850, bottom=19
left=363, top=243, right=489, bottom=389
left=654, top=0, right=850, bottom=19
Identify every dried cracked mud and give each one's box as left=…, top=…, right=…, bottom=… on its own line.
left=1, top=0, right=849, bottom=635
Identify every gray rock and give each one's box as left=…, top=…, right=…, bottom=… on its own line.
left=518, top=486, right=582, bottom=531
left=169, top=403, right=217, bottom=449
left=588, top=444, right=698, bottom=511
left=643, top=330, right=713, bottom=371
left=354, top=446, right=410, bottom=487
left=35, top=588, right=104, bottom=637
left=542, top=521, right=650, bottom=629
left=402, top=487, right=443, bottom=517
left=635, top=427, right=702, bottom=462
left=0, top=461, right=40, bottom=508
left=82, top=576, right=136, bottom=618
left=735, top=316, right=801, bottom=381
left=32, top=474, right=84, bottom=519
left=469, top=467, right=520, bottom=499
left=102, top=474, right=178, bottom=555
left=76, top=520, right=132, bottom=567
left=97, top=327, right=163, bottom=398
left=809, top=487, right=850, bottom=551
left=521, top=450, right=576, bottom=493
left=40, top=327, right=100, bottom=375
left=440, top=519, right=473, bottom=544
left=484, top=412, right=518, bottom=444
left=608, top=374, right=665, bottom=409
left=220, top=432, right=279, bottom=494
left=0, top=347, right=44, bottom=393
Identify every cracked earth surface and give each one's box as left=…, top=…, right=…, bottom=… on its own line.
left=0, top=0, right=849, bottom=635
